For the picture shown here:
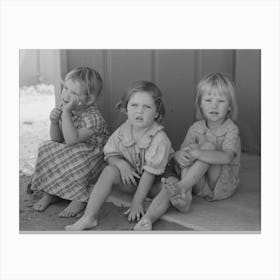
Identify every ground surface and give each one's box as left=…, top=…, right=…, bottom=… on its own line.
left=20, top=175, right=188, bottom=231
left=20, top=84, right=54, bottom=175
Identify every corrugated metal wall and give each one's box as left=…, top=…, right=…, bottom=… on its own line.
left=58, top=49, right=260, bottom=154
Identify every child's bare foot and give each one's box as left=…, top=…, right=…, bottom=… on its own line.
left=162, top=178, right=192, bottom=213
left=133, top=217, right=152, bottom=231
left=33, top=193, right=59, bottom=211
left=65, top=216, right=98, bottom=231
left=59, top=200, right=86, bottom=218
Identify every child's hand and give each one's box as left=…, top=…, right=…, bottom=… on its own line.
left=118, top=161, right=140, bottom=186
left=124, top=202, right=144, bottom=222
left=175, top=147, right=193, bottom=168
left=185, top=148, right=200, bottom=162
left=50, top=107, right=62, bottom=124
left=62, top=95, right=80, bottom=113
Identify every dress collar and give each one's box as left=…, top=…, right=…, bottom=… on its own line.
left=119, top=120, right=164, bottom=148
left=201, top=119, right=232, bottom=137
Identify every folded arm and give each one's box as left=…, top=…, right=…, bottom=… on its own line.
left=61, top=111, right=94, bottom=145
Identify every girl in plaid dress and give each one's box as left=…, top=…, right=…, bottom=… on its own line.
left=31, top=67, right=109, bottom=217
left=65, top=81, right=173, bottom=231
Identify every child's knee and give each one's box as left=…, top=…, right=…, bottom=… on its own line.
left=200, top=141, right=216, bottom=150
left=102, top=165, right=120, bottom=178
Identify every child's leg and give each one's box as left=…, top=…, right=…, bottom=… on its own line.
left=133, top=180, right=173, bottom=231
left=162, top=175, right=193, bottom=213
left=33, top=192, right=59, bottom=211
left=65, top=165, right=121, bottom=231
left=164, top=142, right=215, bottom=212
left=207, top=165, right=222, bottom=190
left=58, top=200, right=86, bottom=218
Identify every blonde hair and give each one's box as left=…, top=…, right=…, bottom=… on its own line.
left=116, top=81, right=165, bottom=123
left=195, top=72, right=238, bottom=121
left=65, top=67, right=103, bottom=104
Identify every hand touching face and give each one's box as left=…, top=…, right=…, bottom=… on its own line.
left=50, top=106, right=62, bottom=123
left=60, top=79, right=89, bottom=111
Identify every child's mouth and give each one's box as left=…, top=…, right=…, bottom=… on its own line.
left=62, top=99, right=69, bottom=104
left=210, top=111, right=218, bottom=115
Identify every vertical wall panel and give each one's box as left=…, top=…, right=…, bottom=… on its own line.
left=200, top=49, right=235, bottom=79
left=157, top=50, right=196, bottom=149
left=235, top=50, right=261, bottom=154
left=109, top=49, right=152, bottom=130
left=62, top=49, right=260, bottom=154
left=66, top=49, right=104, bottom=72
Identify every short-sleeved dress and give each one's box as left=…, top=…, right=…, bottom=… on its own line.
left=103, top=120, right=173, bottom=178
left=180, top=119, right=241, bottom=201
left=31, top=105, right=110, bottom=202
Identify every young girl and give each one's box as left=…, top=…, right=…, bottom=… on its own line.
left=31, top=67, right=109, bottom=217
left=65, top=81, right=173, bottom=231
left=134, top=72, right=241, bottom=230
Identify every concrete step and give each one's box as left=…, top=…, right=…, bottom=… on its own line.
left=107, top=153, right=261, bottom=231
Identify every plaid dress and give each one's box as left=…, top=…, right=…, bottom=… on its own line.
left=31, top=106, right=110, bottom=202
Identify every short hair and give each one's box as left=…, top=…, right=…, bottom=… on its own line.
left=116, top=81, right=165, bottom=123
left=65, top=67, right=103, bottom=101
left=195, top=72, right=238, bottom=121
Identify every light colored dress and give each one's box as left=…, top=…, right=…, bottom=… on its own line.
left=31, top=105, right=110, bottom=202
left=180, top=119, right=241, bottom=201
left=104, top=120, right=173, bottom=177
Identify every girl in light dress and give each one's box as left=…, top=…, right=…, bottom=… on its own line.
left=31, top=67, right=109, bottom=217
left=134, top=72, right=241, bottom=230
left=66, top=81, right=173, bottom=231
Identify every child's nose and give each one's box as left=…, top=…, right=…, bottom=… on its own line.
left=212, top=101, right=218, bottom=108
left=136, top=106, right=144, bottom=113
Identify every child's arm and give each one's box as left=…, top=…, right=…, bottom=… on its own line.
left=176, top=123, right=200, bottom=168
left=125, top=171, right=155, bottom=222
left=107, top=156, right=140, bottom=185
left=174, top=147, right=194, bottom=168
left=187, top=124, right=240, bottom=165
left=50, top=122, right=64, bottom=142
left=187, top=148, right=235, bottom=165
left=61, top=110, right=94, bottom=145
left=49, top=107, right=64, bottom=142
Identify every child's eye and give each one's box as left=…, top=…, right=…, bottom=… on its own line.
left=143, top=105, right=151, bottom=109
left=218, top=100, right=226, bottom=103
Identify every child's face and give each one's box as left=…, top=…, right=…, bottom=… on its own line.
left=127, top=91, right=157, bottom=129
left=60, top=79, right=89, bottom=109
left=200, top=90, right=230, bottom=126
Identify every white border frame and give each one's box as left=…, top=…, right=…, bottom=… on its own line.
left=1, top=1, right=280, bottom=280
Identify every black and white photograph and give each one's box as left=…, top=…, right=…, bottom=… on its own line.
left=19, top=49, right=261, bottom=232
left=1, top=1, right=280, bottom=280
